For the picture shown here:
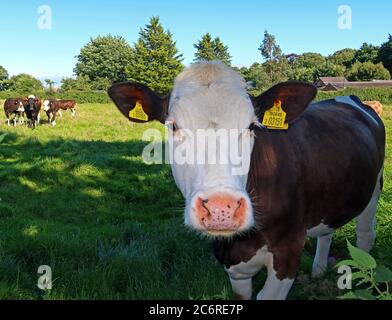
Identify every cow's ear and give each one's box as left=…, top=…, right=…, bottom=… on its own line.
left=252, top=81, right=317, bottom=123
left=108, top=82, right=169, bottom=124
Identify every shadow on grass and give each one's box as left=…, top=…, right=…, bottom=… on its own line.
left=0, top=130, right=229, bottom=300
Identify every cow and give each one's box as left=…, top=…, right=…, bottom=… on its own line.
left=3, top=98, right=25, bottom=126
left=43, top=99, right=77, bottom=126
left=363, top=101, right=383, bottom=117
left=23, top=95, right=41, bottom=128
left=108, top=61, right=385, bottom=300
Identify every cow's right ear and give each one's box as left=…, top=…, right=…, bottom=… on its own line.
left=108, top=82, right=169, bottom=124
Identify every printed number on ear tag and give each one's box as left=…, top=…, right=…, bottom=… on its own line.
left=261, top=100, right=288, bottom=130
left=129, top=101, right=149, bottom=121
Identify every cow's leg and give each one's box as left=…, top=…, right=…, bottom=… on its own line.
left=256, top=252, right=295, bottom=300
left=51, top=112, right=57, bottom=127
left=228, top=277, right=253, bottom=300
left=356, top=167, right=383, bottom=252
left=58, top=110, right=63, bottom=118
left=13, top=114, right=17, bottom=126
left=312, top=232, right=334, bottom=278
left=225, top=246, right=268, bottom=300
left=6, top=113, right=10, bottom=126
left=71, top=108, right=76, bottom=117
left=256, top=232, right=305, bottom=300
left=37, top=112, right=41, bottom=124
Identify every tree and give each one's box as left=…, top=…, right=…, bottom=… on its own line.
left=9, top=74, right=43, bottom=93
left=75, top=35, right=133, bottom=83
left=316, top=62, right=346, bottom=78
left=346, top=61, right=391, bottom=81
left=287, top=66, right=316, bottom=83
left=125, top=17, right=184, bottom=94
left=91, top=77, right=112, bottom=91
left=287, top=52, right=327, bottom=82
left=294, top=53, right=326, bottom=69
left=0, top=65, right=9, bottom=91
left=259, top=30, right=282, bottom=62
left=244, top=63, right=271, bottom=90
left=258, top=31, right=287, bottom=86
left=329, top=48, right=356, bottom=67
left=379, top=34, right=392, bottom=76
left=354, top=43, right=380, bottom=64
left=61, top=76, right=92, bottom=91
left=45, top=79, right=55, bottom=93
left=194, top=33, right=232, bottom=66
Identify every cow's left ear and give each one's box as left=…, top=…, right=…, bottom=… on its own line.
left=252, top=81, right=317, bottom=123
left=108, top=82, right=169, bottom=124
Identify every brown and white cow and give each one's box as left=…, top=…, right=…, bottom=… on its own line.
left=4, top=98, right=25, bottom=126
left=363, top=101, right=383, bottom=117
left=43, top=99, right=77, bottom=126
left=108, top=61, right=385, bottom=300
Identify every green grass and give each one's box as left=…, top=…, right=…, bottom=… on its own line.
left=0, top=102, right=391, bottom=300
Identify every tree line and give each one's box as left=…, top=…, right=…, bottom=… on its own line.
left=1, top=16, right=391, bottom=95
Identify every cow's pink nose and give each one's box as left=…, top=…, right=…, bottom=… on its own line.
left=195, top=194, right=247, bottom=231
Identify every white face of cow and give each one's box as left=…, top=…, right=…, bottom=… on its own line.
left=17, top=101, right=24, bottom=112
left=109, top=62, right=258, bottom=237
left=166, top=63, right=257, bottom=236
left=43, top=100, right=50, bottom=112
left=109, top=62, right=317, bottom=237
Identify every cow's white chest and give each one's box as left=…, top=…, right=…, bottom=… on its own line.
left=225, top=245, right=270, bottom=280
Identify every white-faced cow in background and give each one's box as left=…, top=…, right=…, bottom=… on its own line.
left=109, top=61, right=385, bottom=300
left=43, top=99, right=77, bottom=126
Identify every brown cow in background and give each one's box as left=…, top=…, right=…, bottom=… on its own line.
left=43, top=99, right=77, bottom=126
left=4, top=98, right=25, bottom=126
left=364, top=101, right=383, bottom=116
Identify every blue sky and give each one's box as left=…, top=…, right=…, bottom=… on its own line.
left=0, top=0, right=390, bottom=80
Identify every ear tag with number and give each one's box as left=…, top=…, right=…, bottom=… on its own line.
left=261, top=100, right=288, bottom=130
left=129, top=101, right=149, bottom=122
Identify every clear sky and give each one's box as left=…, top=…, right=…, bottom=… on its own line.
left=0, top=0, right=390, bottom=80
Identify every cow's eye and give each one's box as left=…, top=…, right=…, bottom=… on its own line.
left=249, top=122, right=258, bottom=131
left=172, top=122, right=178, bottom=132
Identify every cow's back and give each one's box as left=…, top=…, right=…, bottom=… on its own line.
left=248, top=96, right=385, bottom=235
left=4, top=98, right=21, bottom=112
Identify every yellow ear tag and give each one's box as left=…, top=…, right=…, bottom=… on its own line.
left=129, top=101, right=149, bottom=122
left=261, top=100, right=288, bottom=130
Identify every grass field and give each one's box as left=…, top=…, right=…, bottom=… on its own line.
left=0, top=101, right=391, bottom=300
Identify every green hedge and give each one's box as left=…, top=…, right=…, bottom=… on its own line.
left=1, top=87, right=392, bottom=105
left=316, top=88, right=392, bottom=104
left=0, top=91, right=111, bottom=104
left=248, top=88, right=392, bottom=105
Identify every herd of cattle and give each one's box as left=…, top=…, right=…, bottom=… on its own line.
left=3, top=95, right=77, bottom=128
